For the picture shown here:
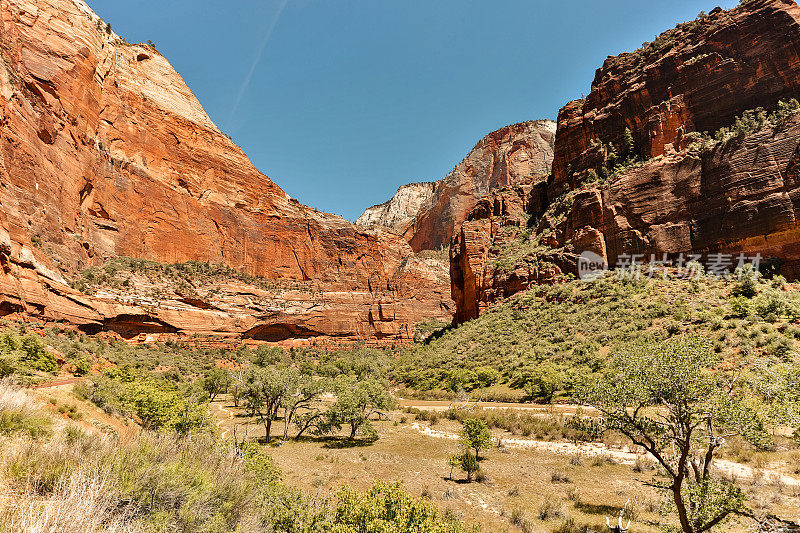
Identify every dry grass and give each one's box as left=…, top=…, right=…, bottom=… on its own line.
left=0, top=469, right=141, bottom=533
left=0, top=379, right=39, bottom=414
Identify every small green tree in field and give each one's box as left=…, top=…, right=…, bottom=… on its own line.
left=202, top=368, right=231, bottom=401
left=457, top=451, right=479, bottom=483
left=326, top=375, right=394, bottom=441
left=579, top=336, right=791, bottom=533
left=239, top=366, right=290, bottom=442
left=460, top=418, right=492, bottom=462
left=281, top=372, right=324, bottom=442
left=447, top=453, right=461, bottom=481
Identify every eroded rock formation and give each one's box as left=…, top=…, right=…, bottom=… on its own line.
left=355, top=182, right=438, bottom=234
left=0, top=0, right=451, bottom=341
left=357, top=120, right=556, bottom=251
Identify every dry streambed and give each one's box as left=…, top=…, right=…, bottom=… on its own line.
left=409, top=422, right=800, bottom=488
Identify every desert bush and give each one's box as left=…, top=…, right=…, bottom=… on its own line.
left=538, top=494, right=565, bottom=520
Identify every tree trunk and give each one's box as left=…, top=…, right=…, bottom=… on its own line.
left=349, top=423, right=358, bottom=440
left=283, top=408, right=292, bottom=442
left=673, top=481, right=693, bottom=533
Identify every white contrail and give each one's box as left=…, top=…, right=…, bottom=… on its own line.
left=229, top=0, right=289, bottom=124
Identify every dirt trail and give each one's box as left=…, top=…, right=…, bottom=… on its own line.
left=30, top=377, right=87, bottom=389
left=410, top=423, right=800, bottom=488
left=211, top=402, right=235, bottom=439
left=397, top=398, right=596, bottom=416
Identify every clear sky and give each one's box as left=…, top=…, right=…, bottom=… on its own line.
left=88, top=0, right=739, bottom=221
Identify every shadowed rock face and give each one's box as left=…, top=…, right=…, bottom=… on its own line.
left=0, top=0, right=451, bottom=341
left=356, top=120, right=556, bottom=252
left=451, top=0, right=800, bottom=324
left=449, top=182, right=577, bottom=324
left=553, top=0, right=800, bottom=193
left=562, top=115, right=800, bottom=276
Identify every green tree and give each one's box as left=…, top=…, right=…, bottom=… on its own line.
left=622, top=126, right=635, bottom=156
left=524, top=362, right=563, bottom=403
left=579, top=336, right=779, bottom=533
left=202, top=368, right=231, bottom=401
left=732, top=264, right=759, bottom=298
left=460, top=418, right=492, bottom=462
left=455, top=451, right=479, bottom=483
left=327, top=376, right=394, bottom=441
left=122, top=379, right=181, bottom=429
left=447, top=453, right=461, bottom=481
left=445, top=368, right=475, bottom=393
left=20, top=335, right=57, bottom=373
left=0, top=331, right=20, bottom=378
left=239, top=366, right=290, bottom=442
left=474, top=366, right=500, bottom=388
left=281, top=372, right=325, bottom=442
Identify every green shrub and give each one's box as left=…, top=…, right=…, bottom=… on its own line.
left=729, top=296, right=751, bottom=318
left=0, top=409, right=50, bottom=438
left=20, top=336, right=57, bottom=373
left=334, top=481, right=470, bottom=532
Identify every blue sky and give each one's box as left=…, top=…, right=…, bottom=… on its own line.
left=89, top=0, right=739, bottom=221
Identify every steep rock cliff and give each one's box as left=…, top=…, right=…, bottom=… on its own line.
left=355, top=182, right=438, bottom=234
left=553, top=0, right=800, bottom=192
left=0, top=0, right=451, bottom=340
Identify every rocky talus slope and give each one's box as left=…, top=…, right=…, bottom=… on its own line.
left=0, top=0, right=451, bottom=341
left=451, top=0, right=800, bottom=323
left=357, top=120, right=556, bottom=252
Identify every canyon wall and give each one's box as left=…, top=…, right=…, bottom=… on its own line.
left=451, top=0, right=800, bottom=323
left=0, top=0, right=451, bottom=340
left=553, top=0, right=800, bottom=192
left=355, top=182, right=438, bottom=235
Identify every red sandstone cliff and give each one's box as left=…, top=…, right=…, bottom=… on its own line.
left=357, top=120, right=556, bottom=252
left=553, top=0, right=800, bottom=192
left=0, top=0, right=451, bottom=340
left=451, top=0, right=800, bottom=323
left=449, top=182, right=575, bottom=324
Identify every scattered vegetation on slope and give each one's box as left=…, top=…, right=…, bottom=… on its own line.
left=396, top=271, right=800, bottom=402
left=70, top=256, right=316, bottom=296
left=0, top=380, right=471, bottom=533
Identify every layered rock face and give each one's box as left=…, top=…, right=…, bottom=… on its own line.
left=449, top=182, right=575, bottom=324
left=355, top=182, right=438, bottom=234
left=0, top=0, right=451, bottom=340
left=553, top=0, right=800, bottom=192
left=451, top=0, right=800, bottom=323
left=357, top=120, right=556, bottom=251
left=562, top=114, right=800, bottom=276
